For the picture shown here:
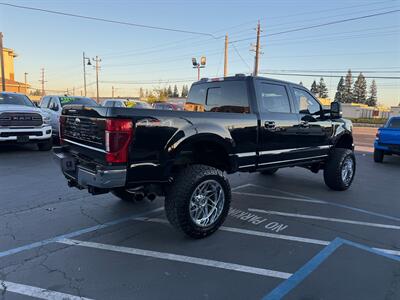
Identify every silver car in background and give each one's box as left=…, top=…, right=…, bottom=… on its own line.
left=40, top=95, right=97, bottom=138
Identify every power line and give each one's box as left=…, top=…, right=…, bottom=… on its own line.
left=0, top=2, right=217, bottom=38
left=265, top=69, right=400, bottom=74
left=260, top=72, right=400, bottom=80
left=230, top=9, right=400, bottom=43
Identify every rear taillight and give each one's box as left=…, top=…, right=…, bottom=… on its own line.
left=376, top=131, right=380, bottom=140
left=59, top=115, right=66, bottom=144
left=105, top=119, right=133, bottom=163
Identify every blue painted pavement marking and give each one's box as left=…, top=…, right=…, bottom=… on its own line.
left=0, top=207, right=163, bottom=259
left=262, top=237, right=343, bottom=300
left=262, top=237, right=400, bottom=300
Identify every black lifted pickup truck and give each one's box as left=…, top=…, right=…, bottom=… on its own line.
left=54, top=75, right=355, bottom=238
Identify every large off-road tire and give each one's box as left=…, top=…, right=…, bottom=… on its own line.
left=165, top=164, right=231, bottom=239
left=373, top=149, right=384, bottom=163
left=37, top=139, right=53, bottom=151
left=323, top=148, right=356, bottom=191
left=260, top=168, right=278, bottom=175
left=112, top=188, right=144, bottom=202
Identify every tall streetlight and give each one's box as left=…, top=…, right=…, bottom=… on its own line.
left=192, top=56, right=206, bottom=80
left=82, top=52, right=91, bottom=96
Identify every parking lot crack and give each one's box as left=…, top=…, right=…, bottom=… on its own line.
left=79, top=206, right=103, bottom=225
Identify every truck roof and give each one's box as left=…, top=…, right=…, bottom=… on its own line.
left=193, top=75, right=304, bottom=89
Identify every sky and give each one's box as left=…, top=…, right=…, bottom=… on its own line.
left=1, top=0, right=399, bottom=106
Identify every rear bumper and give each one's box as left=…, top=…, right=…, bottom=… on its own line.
left=53, top=146, right=127, bottom=189
left=0, top=125, right=52, bottom=142
left=374, top=141, right=400, bottom=154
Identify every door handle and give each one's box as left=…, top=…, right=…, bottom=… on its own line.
left=300, top=121, right=309, bottom=128
left=265, top=121, right=276, bottom=129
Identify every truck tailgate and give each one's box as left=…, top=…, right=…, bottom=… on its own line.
left=379, top=128, right=400, bottom=145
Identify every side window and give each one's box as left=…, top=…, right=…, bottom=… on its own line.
left=186, top=81, right=249, bottom=113
left=49, top=97, right=60, bottom=111
left=186, top=84, right=207, bottom=112
left=293, top=88, right=321, bottom=115
left=40, top=96, right=50, bottom=108
left=258, top=83, right=291, bottom=113
left=205, top=81, right=249, bottom=113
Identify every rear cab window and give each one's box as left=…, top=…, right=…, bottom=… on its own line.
left=186, top=80, right=250, bottom=113
left=387, top=118, right=400, bottom=128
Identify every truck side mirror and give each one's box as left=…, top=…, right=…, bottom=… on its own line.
left=330, top=101, right=342, bottom=119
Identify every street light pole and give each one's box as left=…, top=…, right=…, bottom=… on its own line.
left=192, top=56, right=206, bottom=81
left=82, top=52, right=92, bottom=97
left=0, top=32, right=6, bottom=91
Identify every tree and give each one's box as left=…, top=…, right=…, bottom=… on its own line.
left=310, top=80, right=319, bottom=95
left=334, top=76, right=345, bottom=102
left=366, top=80, right=377, bottom=107
left=139, top=87, right=144, bottom=98
left=30, top=89, right=41, bottom=96
left=343, top=69, right=353, bottom=103
left=173, top=85, right=179, bottom=97
left=181, top=84, right=189, bottom=97
left=318, top=77, right=329, bottom=98
left=353, top=73, right=367, bottom=104
left=167, top=85, right=173, bottom=97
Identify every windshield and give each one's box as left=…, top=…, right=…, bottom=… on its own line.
left=0, top=93, right=34, bottom=107
left=60, top=97, right=97, bottom=107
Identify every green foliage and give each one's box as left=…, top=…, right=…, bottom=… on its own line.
left=349, top=118, right=387, bottom=125
left=343, top=69, right=353, bottom=103
left=310, top=80, right=319, bottom=95
left=173, top=85, right=179, bottom=97
left=181, top=84, right=189, bottom=97
left=318, top=77, right=329, bottom=98
left=353, top=73, right=367, bottom=104
left=366, top=80, right=377, bottom=107
left=334, top=76, right=345, bottom=103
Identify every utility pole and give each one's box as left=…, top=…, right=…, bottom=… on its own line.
left=253, top=20, right=261, bottom=76
left=39, top=68, right=47, bottom=96
left=224, top=34, right=228, bottom=77
left=0, top=32, right=6, bottom=91
left=24, top=72, right=28, bottom=94
left=112, top=86, right=114, bottom=98
left=93, top=56, right=101, bottom=103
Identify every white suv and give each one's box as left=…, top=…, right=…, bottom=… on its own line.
left=0, top=92, right=52, bottom=150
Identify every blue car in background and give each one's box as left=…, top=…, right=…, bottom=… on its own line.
left=374, top=116, right=400, bottom=163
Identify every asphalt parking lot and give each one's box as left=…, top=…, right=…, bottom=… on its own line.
left=1, top=128, right=399, bottom=300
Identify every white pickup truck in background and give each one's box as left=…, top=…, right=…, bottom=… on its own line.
left=0, top=92, right=52, bottom=151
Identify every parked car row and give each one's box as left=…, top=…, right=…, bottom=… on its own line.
left=101, top=99, right=184, bottom=110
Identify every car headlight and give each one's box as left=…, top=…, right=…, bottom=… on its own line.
left=43, top=115, right=51, bottom=125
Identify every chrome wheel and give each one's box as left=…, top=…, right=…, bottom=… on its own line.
left=189, top=179, right=225, bottom=227
left=341, top=157, right=354, bottom=185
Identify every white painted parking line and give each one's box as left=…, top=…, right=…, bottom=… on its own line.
left=58, top=238, right=292, bottom=279
left=231, top=183, right=254, bottom=191
left=0, top=280, right=93, bottom=300
left=248, top=208, right=400, bottom=230
left=133, top=217, right=400, bottom=256
left=234, top=189, right=400, bottom=222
